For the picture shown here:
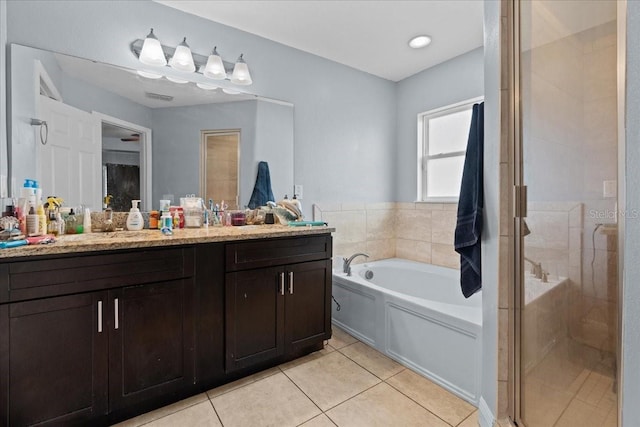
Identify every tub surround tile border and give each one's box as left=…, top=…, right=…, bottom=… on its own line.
left=315, top=202, right=459, bottom=270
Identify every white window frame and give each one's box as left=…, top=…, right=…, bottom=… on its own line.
left=417, top=96, right=484, bottom=203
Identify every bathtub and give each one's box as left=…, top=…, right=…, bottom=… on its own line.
left=332, top=258, right=482, bottom=404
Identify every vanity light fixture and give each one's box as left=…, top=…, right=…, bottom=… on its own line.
left=204, top=47, right=227, bottom=80
left=196, top=82, right=219, bottom=90
left=231, top=54, right=252, bottom=86
left=138, top=28, right=167, bottom=66
left=131, top=30, right=253, bottom=86
left=166, top=75, right=189, bottom=84
left=168, top=37, right=196, bottom=72
left=408, top=35, right=432, bottom=49
left=137, top=70, right=163, bottom=79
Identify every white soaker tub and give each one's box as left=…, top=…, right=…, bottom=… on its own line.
left=332, top=258, right=482, bottom=404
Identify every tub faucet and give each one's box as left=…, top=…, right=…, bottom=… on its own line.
left=524, top=256, right=547, bottom=282
left=343, top=253, right=369, bottom=276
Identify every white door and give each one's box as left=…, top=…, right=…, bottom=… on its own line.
left=37, top=95, right=101, bottom=211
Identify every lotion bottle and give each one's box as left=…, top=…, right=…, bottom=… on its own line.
left=126, top=200, right=144, bottom=231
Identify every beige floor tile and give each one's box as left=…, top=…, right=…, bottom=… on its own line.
left=520, top=376, right=574, bottom=427
left=300, top=414, right=337, bottom=427
left=328, top=327, right=359, bottom=349
left=211, top=372, right=320, bottom=427
left=284, top=351, right=380, bottom=411
left=457, top=410, right=479, bottom=427
left=554, top=398, right=610, bottom=427
left=326, top=383, right=448, bottom=427
left=575, top=370, right=616, bottom=411
left=143, top=401, right=221, bottom=427
left=206, top=366, right=280, bottom=399
left=339, top=342, right=404, bottom=380
left=386, top=369, right=475, bottom=426
left=279, top=345, right=334, bottom=371
left=112, top=393, right=209, bottom=426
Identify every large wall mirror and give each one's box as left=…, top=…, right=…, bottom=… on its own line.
left=8, top=44, right=294, bottom=212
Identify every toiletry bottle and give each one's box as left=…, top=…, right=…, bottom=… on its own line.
left=160, top=211, right=173, bottom=235
left=56, top=211, right=65, bottom=235
left=83, top=208, right=92, bottom=233
left=37, top=203, right=47, bottom=236
left=26, top=206, right=39, bottom=236
left=126, top=200, right=144, bottom=231
left=292, top=194, right=303, bottom=216
left=47, top=210, right=58, bottom=236
left=65, top=209, right=78, bottom=234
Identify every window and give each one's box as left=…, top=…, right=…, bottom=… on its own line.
left=417, top=97, right=483, bottom=202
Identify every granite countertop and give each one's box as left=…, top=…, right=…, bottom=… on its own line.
left=0, top=225, right=334, bottom=259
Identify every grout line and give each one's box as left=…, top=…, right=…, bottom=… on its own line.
left=208, top=398, right=225, bottom=427
left=129, top=394, right=210, bottom=427
left=383, top=375, right=458, bottom=427
left=455, top=409, right=477, bottom=427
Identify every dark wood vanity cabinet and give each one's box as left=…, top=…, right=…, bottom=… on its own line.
left=2, top=292, right=109, bottom=426
left=0, top=247, right=196, bottom=426
left=0, top=233, right=332, bottom=425
left=225, top=236, right=332, bottom=372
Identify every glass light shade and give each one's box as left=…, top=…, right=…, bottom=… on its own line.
left=166, top=75, right=189, bottom=84
left=222, top=87, right=240, bottom=95
left=169, top=37, right=196, bottom=72
left=196, top=82, right=218, bottom=90
left=137, top=70, right=163, bottom=79
left=230, top=54, right=252, bottom=85
left=203, top=47, right=227, bottom=80
left=139, top=29, right=167, bottom=66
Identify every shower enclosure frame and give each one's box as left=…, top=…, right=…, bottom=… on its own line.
left=509, top=1, right=626, bottom=425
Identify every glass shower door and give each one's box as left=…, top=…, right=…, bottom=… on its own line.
left=517, top=1, right=619, bottom=426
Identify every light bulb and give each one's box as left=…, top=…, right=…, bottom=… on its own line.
left=204, top=47, right=227, bottom=80
left=169, top=37, right=195, bottom=72
left=138, top=28, right=167, bottom=66
left=230, top=54, right=252, bottom=86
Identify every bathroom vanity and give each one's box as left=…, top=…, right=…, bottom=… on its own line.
left=0, top=227, right=333, bottom=425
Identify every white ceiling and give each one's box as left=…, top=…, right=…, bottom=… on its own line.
left=154, top=0, right=485, bottom=82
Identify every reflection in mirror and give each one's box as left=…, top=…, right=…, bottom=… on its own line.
left=9, top=44, right=294, bottom=213
left=201, top=130, right=240, bottom=210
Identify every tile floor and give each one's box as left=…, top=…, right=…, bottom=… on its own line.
left=521, top=338, right=618, bottom=427
left=114, top=327, right=478, bottom=427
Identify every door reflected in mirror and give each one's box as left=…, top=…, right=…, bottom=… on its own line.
left=201, top=130, right=240, bottom=210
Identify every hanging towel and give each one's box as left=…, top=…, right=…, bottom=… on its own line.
left=248, top=161, right=275, bottom=209
left=455, top=102, right=484, bottom=298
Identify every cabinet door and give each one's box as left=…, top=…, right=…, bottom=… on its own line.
left=109, top=279, right=195, bottom=412
left=285, top=260, right=332, bottom=353
left=225, top=267, right=285, bottom=372
left=2, top=292, right=108, bottom=426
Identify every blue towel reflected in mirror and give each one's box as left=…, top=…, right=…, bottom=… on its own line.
left=248, top=161, right=276, bottom=209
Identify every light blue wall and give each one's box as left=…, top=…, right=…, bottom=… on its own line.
left=254, top=100, right=295, bottom=202
left=4, top=0, right=396, bottom=217
left=622, top=1, right=640, bottom=425
left=396, top=47, right=485, bottom=202
left=150, top=100, right=259, bottom=207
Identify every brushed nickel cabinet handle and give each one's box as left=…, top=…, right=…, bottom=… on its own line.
left=289, top=271, right=294, bottom=294
left=97, top=300, right=103, bottom=333
left=114, top=298, right=119, bottom=330
left=280, top=273, right=285, bottom=296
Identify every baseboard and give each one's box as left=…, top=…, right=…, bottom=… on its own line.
left=478, top=396, right=495, bottom=427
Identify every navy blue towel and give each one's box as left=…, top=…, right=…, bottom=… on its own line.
left=247, top=161, right=275, bottom=209
left=455, top=103, right=484, bottom=298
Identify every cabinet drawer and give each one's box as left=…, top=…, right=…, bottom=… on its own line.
left=225, top=235, right=331, bottom=272
left=2, top=247, right=195, bottom=303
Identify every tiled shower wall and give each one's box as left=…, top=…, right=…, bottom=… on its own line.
left=313, top=202, right=459, bottom=269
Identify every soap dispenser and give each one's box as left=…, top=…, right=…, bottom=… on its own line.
left=126, top=200, right=144, bottom=231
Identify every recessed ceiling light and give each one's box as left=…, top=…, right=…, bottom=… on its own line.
left=409, top=35, right=432, bottom=49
